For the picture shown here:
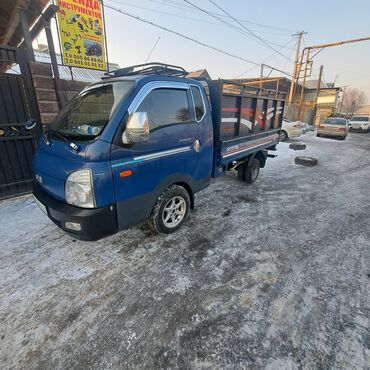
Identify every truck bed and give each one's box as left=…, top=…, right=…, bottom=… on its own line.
left=206, top=80, right=285, bottom=177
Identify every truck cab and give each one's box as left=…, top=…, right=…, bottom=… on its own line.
left=33, top=64, right=213, bottom=240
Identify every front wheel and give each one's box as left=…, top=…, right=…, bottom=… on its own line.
left=149, top=185, right=190, bottom=234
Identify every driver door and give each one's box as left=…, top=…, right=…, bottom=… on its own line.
left=110, top=82, right=200, bottom=229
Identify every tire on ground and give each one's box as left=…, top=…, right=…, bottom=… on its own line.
left=149, top=184, right=190, bottom=234
left=237, top=163, right=246, bottom=181
left=244, top=158, right=260, bottom=183
left=295, top=156, right=318, bottom=167
left=289, top=142, right=306, bottom=150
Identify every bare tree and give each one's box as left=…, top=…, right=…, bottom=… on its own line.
left=340, top=88, right=367, bottom=114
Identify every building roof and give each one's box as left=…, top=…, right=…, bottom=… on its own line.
left=0, top=0, right=49, bottom=46
left=302, top=79, right=329, bottom=89
left=186, top=69, right=211, bottom=80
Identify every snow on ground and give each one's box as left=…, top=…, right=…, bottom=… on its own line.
left=0, top=132, right=369, bottom=369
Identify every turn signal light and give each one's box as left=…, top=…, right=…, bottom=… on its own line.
left=119, top=170, right=133, bottom=177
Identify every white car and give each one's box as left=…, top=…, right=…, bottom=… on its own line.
left=348, top=116, right=370, bottom=132
left=317, top=117, right=347, bottom=139
left=279, top=119, right=304, bottom=141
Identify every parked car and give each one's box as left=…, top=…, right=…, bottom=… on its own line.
left=279, top=119, right=304, bottom=141
left=30, top=62, right=285, bottom=241
left=317, top=117, right=347, bottom=139
left=348, top=116, right=370, bottom=132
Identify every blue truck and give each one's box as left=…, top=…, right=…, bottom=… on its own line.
left=31, top=63, right=285, bottom=240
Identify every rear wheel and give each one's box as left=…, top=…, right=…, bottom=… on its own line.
left=279, top=130, right=288, bottom=141
left=238, top=159, right=260, bottom=184
left=245, top=158, right=260, bottom=183
left=237, top=163, right=247, bottom=181
left=149, top=185, right=190, bottom=234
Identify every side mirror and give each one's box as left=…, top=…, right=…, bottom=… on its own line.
left=25, top=119, right=38, bottom=130
left=122, top=112, right=149, bottom=144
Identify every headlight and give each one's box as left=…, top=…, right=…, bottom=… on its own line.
left=65, top=169, right=95, bottom=208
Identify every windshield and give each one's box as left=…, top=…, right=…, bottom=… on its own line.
left=50, top=81, right=134, bottom=140
left=323, top=118, right=346, bottom=125
left=351, top=116, right=369, bottom=122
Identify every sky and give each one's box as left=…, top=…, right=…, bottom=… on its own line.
left=46, top=0, right=370, bottom=101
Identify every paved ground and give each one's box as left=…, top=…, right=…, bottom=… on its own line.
left=0, top=132, right=369, bottom=369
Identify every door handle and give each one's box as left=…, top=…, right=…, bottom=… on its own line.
left=193, top=139, right=201, bottom=152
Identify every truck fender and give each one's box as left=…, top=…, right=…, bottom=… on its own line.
left=253, top=151, right=268, bottom=168
left=152, top=173, right=195, bottom=210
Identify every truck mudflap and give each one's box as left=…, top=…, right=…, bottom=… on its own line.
left=32, top=181, right=117, bottom=241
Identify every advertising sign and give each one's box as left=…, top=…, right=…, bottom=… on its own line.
left=55, top=0, right=107, bottom=70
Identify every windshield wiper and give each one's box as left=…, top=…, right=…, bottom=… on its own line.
left=52, top=130, right=69, bottom=142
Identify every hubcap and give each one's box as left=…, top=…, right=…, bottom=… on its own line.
left=162, top=196, right=186, bottom=228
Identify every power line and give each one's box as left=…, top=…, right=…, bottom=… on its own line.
left=106, top=0, right=296, bottom=40
left=206, top=0, right=293, bottom=63
left=149, top=0, right=296, bottom=33
left=105, top=0, right=248, bottom=29
left=183, top=0, right=267, bottom=46
left=183, top=0, right=290, bottom=51
left=104, top=2, right=260, bottom=66
left=235, top=38, right=295, bottom=78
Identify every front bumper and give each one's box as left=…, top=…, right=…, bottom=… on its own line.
left=349, top=125, right=369, bottom=132
left=32, top=181, right=117, bottom=241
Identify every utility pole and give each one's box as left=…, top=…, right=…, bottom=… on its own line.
left=259, top=64, right=264, bottom=88
left=338, top=85, right=348, bottom=114
left=287, top=31, right=306, bottom=104
left=313, top=65, right=323, bottom=125
left=314, top=65, right=323, bottom=103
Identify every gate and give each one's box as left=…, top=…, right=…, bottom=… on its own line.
left=0, top=46, right=40, bottom=200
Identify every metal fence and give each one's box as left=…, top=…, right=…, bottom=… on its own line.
left=0, top=46, right=39, bottom=200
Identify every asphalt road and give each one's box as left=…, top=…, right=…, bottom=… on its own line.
left=0, top=132, right=369, bottom=369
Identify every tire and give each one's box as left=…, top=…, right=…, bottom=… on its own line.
left=244, top=158, right=260, bottom=183
left=237, top=163, right=246, bottom=181
left=279, top=130, right=288, bottom=141
left=295, top=156, right=318, bottom=167
left=149, top=185, right=190, bottom=234
left=316, top=134, right=321, bottom=137
left=289, top=142, right=306, bottom=150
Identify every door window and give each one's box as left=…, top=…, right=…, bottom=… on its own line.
left=136, top=88, right=190, bottom=131
left=190, top=85, right=205, bottom=121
